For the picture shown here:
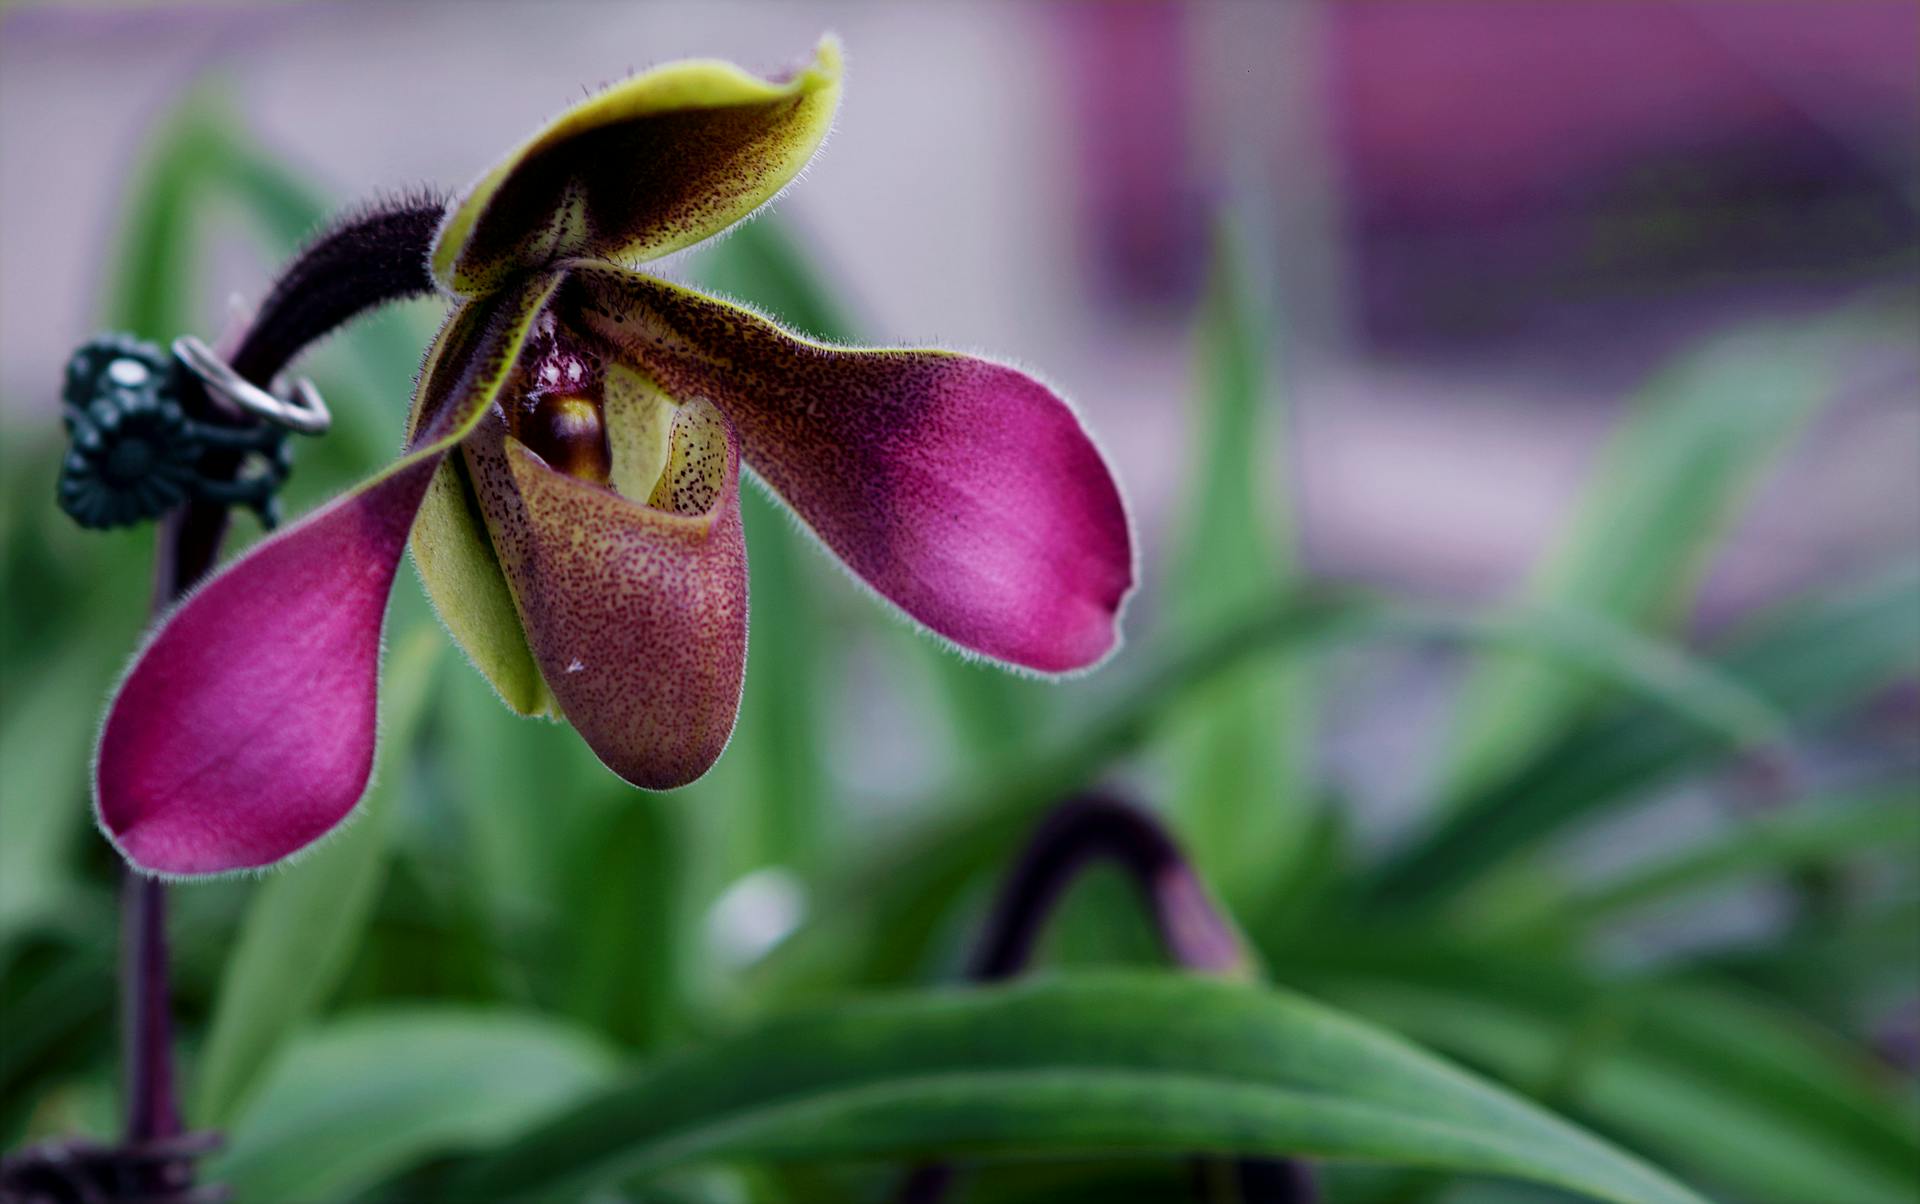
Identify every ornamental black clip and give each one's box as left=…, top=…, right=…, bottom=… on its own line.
left=56, top=333, right=330, bottom=533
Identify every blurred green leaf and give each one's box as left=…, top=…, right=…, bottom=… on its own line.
left=1381, top=604, right=1784, bottom=752
left=558, top=791, right=693, bottom=1051
left=697, top=215, right=862, bottom=341
left=455, top=973, right=1704, bottom=1204
left=1523, top=785, right=1920, bottom=930
left=207, top=1008, right=615, bottom=1203
left=767, top=592, right=1359, bottom=990
left=1162, top=215, right=1312, bottom=913
left=734, top=483, right=831, bottom=875
left=769, top=592, right=1784, bottom=988
left=192, top=628, right=443, bottom=1127
left=0, top=939, right=115, bottom=1141
left=432, top=655, right=613, bottom=948
left=1372, top=562, right=1920, bottom=908
left=1298, top=939, right=1920, bottom=1204
left=1691, top=895, right=1920, bottom=1022
left=692, top=223, right=841, bottom=885
left=1440, top=315, right=1854, bottom=802
left=0, top=643, right=119, bottom=945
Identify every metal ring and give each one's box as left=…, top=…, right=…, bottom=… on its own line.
left=171, top=335, right=332, bottom=436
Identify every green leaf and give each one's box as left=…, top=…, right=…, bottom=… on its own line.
left=1381, top=605, right=1784, bottom=752
left=192, top=629, right=444, bottom=1127
left=764, top=592, right=1781, bottom=989
left=206, top=1008, right=615, bottom=1203
left=452, top=973, right=1703, bottom=1204
left=1439, top=314, right=1858, bottom=801
left=733, top=482, right=831, bottom=874
left=762, top=592, right=1359, bottom=990
left=0, top=642, right=118, bottom=944
left=1371, top=562, right=1920, bottom=908
left=0, top=938, right=115, bottom=1139
left=415, top=519, right=620, bottom=944
left=1295, top=941, right=1920, bottom=1204
left=557, top=791, right=693, bottom=1051
left=1689, top=895, right=1920, bottom=1021
left=1162, top=215, right=1312, bottom=913
left=1527, top=785, right=1920, bottom=929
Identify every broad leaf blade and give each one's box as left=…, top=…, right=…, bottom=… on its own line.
left=207, top=1008, right=615, bottom=1203
left=453, top=973, right=1704, bottom=1204
left=1293, top=939, right=1920, bottom=1204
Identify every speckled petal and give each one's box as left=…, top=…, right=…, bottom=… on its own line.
left=95, top=275, right=559, bottom=877
left=561, top=266, right=1135, bottom=674
left=463, top=395, right=749, bottom=789
left=432, top=38, right=842, bottom=295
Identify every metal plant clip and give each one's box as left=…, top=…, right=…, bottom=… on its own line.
left=55, top=333, right=331, bottom=533
left=171, top=335, right=331, bottom=436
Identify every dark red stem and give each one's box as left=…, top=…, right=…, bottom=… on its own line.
left=155, top=195, right=446, bottom=606
left=966, top=791, right=1251, bottom=981
left=120, top=876, right=183, bottom=1154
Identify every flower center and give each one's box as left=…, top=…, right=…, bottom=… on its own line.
left=515, top=338, right=611, bottom=485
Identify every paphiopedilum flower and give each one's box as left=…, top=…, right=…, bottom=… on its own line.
left=95, top=39, right=1135, bottom=877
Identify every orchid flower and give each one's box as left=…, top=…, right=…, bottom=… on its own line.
left=95, top=38, right=1135, bottom=878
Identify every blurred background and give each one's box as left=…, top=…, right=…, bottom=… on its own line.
left=2, top=4, right=1916, bottom=1202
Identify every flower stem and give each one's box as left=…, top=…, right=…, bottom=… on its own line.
left=963, top=791, right=1253, bottom=981
left=113, top=194, right=447, bottom=1190
left=156, top=196, right=446, bottom=592
left=120, top=875, right=185, bottom=1165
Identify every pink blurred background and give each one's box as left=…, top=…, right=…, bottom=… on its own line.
left=2, top=1, right=1915, bottom=613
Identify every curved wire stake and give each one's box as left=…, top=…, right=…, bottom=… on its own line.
left=172, top=336, right=332, bottom=436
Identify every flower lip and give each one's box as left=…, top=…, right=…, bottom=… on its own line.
left=462, top=392, right=750, bottom=790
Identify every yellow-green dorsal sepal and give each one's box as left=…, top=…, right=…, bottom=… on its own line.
left=432, top=36, right=843, bottom=295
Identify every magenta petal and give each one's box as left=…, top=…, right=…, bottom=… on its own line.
left=563, top=266, right=1136, bottom=673
left=96, top=458, right=439, bottom=876
left=95, top=275, right=560, bottom=877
